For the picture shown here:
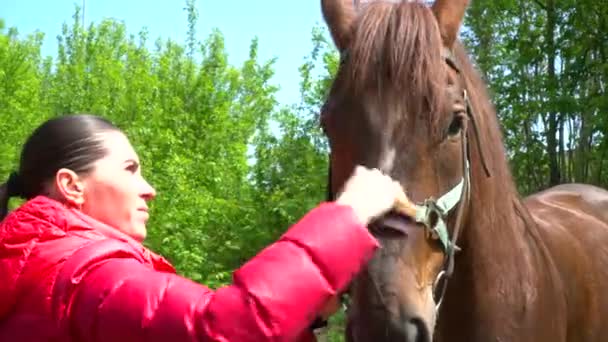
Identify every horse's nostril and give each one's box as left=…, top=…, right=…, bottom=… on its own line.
left=404, top=318, right=431, bottom=342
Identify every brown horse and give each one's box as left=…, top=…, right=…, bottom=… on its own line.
left=320, top=0, right=608, bottom=341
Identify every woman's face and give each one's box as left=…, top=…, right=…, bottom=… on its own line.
left=80, top=131, right=156, bottom=241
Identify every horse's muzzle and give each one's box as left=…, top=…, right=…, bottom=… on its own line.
left=350, top=313, right=432, bottom=342
left=401, top=317, right=432, bottom=342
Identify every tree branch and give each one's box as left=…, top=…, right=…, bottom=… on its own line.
left=532, top=0, right=547, bottom=11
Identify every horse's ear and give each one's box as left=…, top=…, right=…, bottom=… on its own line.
left=321, top=0, right=356, bottom=51
left=431, top=0, right=470, bottom=48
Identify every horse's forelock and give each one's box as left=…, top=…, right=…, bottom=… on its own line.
left=347, top=1, right=448, bottom=133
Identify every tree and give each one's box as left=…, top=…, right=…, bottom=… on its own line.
left=464, top=0, right=608, bottom=194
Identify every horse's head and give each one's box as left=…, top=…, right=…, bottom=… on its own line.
left=321, top=0, right=485, bottom=340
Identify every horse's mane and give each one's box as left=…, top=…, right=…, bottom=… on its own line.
left=452, top=41, right=526, bottom=220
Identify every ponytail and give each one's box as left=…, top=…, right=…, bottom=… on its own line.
left=0, top=172, right=25, bottom=221
left=0, top=181, right=10, bottom=221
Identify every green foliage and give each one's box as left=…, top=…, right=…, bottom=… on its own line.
left=0, top=21, right=48, bottom=175
left=463, top=0, right=608, bottom=194
left=251, top=25, right=338, bottom=247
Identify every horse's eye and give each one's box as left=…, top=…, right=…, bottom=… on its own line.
left=447, top=114, right=465, bottom=137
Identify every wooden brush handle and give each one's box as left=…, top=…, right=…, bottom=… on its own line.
left=394, top=193, right=417, bottom=218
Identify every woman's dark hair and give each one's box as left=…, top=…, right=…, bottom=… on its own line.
left=0, top=114, right=120, bottom=220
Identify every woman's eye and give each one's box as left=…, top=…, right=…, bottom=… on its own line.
left=126, top=163, right=139, bottom=173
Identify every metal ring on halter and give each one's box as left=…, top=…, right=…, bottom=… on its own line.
left=433, top=270, right=448, bottom=310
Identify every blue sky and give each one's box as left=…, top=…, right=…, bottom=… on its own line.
left=2, top=0, right=330, bottom=105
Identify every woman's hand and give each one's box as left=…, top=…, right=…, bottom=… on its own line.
left=336, top=166, right=406, bottom=224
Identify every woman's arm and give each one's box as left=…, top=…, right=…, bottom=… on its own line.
left=53, top=202, right=378, bottom=342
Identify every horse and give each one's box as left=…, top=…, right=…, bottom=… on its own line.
left=319, top=0, right=608, bottom=341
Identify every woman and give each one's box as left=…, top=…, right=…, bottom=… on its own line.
left=0, top=114, right=404, bottom=341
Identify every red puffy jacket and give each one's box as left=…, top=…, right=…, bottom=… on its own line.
left=0, top=196, right=378, bottom=341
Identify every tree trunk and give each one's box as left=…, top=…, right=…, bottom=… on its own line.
left=545, top=0, right=560, bottom=185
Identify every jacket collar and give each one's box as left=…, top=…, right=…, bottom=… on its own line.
left=8, top=196, right=175, bottom=272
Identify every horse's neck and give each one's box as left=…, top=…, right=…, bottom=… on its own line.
left=465, top=185, right=533, bottom=269
left=438, top=179, right=559, bottom=340
left=464, top=191, right=539, bottom=288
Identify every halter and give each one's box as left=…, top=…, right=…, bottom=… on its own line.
left=323, top=47, right=491, bottom=320
left=422, top=48, right=491, bottom=309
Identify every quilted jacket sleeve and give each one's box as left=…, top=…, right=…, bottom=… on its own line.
left=53, top=202, right=379, bottom=342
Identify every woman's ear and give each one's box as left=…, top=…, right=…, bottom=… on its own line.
left=55, top=168, right=85, bottom=208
